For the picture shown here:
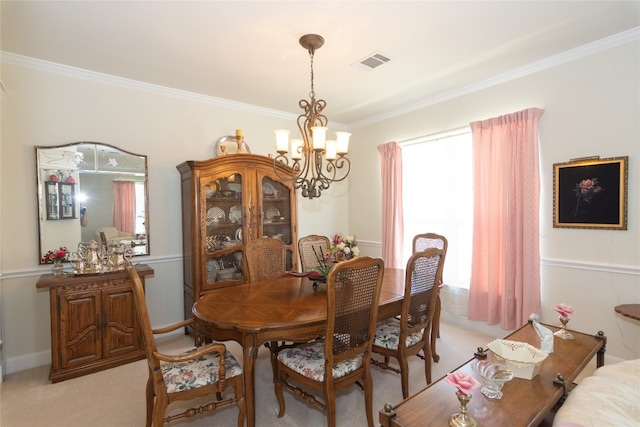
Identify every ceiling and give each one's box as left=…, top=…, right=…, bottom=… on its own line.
left=2, top=1, right=639, bottom=127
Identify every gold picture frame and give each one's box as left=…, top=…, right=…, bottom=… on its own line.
left=553, top=156, right=628, bottom=230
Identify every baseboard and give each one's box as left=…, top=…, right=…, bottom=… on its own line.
left=5, top=349, right=52, bottom=375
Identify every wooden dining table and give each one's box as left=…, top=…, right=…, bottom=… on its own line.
left=192, top=267, right=406, bottom=427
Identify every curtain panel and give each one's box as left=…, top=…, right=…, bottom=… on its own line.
left=113, top=180, right=136, bottom=236
left=377, top=142, right=404, bottom=268
left=468, top=108, right=544, bottom=330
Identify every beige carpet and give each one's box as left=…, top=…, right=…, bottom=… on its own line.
left=1, top=322, right=498, bottom=427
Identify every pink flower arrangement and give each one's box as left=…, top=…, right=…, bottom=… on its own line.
left=444, top=371, right=480, bottom=396
left=552, top=303, right=574, bottom=319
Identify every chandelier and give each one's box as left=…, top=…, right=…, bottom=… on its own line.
left=273, top=34, right=351, bottom=199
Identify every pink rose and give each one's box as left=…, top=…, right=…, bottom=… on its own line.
left=444, top=371, right=480, bottom=396
left=552, top=303, right=574, bottom=318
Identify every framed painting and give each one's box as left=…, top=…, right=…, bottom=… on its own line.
left=553, top=156, right=628, bottom=230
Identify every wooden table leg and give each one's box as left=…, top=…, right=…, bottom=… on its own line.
left=242, top=334, right=259, bottom=427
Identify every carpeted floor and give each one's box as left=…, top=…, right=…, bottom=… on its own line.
left=1, top=322, right=501, bottom=426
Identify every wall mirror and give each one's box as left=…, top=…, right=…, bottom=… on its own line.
left=36, top=142, right=149, bottom=263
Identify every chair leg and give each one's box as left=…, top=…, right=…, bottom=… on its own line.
left=152, top=397, right=168, bottom=427
left=324, top=381, right=337, bottom=427
left=399, top=356, right=410, bottom=400
left=363, top=369, right=375, bottom=427
left=274, top=365, right=286, bottom=417
left=431, top=296, right=441, bottom=362
left=145, top=372, right=154, bottom=427
left=236, top=385, right=246, bottom=427
left=423, top=344, right=433, bottom=384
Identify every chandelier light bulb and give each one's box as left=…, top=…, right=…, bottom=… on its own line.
left=311, top=126, right=327, bottom=151
left=274, top=129, right=290, bottom=153
left=335, top=131, right=351, bottom=154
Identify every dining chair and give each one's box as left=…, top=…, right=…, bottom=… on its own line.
left=244, top=236, right=288, bottom=377
left=412, top=232, right=448, bottom=362
left=298, top=234, right=331, bottom=272
left=124, top=263, right=246, bottom=427
left=371, top=248, right=445, bottom=399
left=273, top=256, right=385, bottom=427
left=245, top=236, right=287, bottom=281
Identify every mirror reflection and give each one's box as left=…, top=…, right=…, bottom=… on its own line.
left=36, top=142, right=149, bottom=263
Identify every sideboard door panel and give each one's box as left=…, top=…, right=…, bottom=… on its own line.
left=102, top=284, right=141, bottom=358
left=58, top=290, right=102, bottom=368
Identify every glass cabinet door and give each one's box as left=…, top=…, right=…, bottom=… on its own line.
left=59, top=183, right=76, bottom=219
left=45, top=181, right=60, bottom=220
left=202, top=173, right=245, bottom=286
left=260, top=176, right=294, bottom=270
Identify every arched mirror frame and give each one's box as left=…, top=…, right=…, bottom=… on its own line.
left=35, top=142, right=150, bottom=263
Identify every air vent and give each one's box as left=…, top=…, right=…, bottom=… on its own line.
left=353, top=52, right=391, bottom=71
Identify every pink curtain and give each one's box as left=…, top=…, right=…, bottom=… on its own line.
left=467, top=108, right=544, bottom=330
left=377, top=141, right=404, bottom=268
left=113, top=181, right=136, bottom=235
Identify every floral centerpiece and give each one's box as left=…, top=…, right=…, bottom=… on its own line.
left=42, top=246, right=69, bottom=275
left=312, top=233, right=360, bottom=278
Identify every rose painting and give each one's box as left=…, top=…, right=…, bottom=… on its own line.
left=553, top=157, right=627, bottom=230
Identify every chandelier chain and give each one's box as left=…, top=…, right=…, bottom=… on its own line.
left=309, top=47, right=315, bottom=100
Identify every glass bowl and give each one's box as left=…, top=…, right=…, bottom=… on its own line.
left=471, top=359, right=514, bottom=399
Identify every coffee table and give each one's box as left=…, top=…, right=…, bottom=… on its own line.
left=379, top=321, right=606, bottom=427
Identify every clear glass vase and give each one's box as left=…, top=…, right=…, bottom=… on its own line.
left=51, top=262, right=64, bottom=276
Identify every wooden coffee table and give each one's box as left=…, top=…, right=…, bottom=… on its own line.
left=379, top=321, right=606, bottom=427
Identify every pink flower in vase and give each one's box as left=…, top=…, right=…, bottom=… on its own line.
left=552, top=303, right=574, bottom=319
left=444, top=371, right=480, bottom=396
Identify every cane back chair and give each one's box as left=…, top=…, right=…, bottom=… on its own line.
left=298, top=234, right=331, bottom=272
left=125, top=263, right=246, bottom=427
left=245, top=237, right=287, bottom=282
left=371, top=248, right=445, bottom=399
left=412, top=233, right=448, bottom=362
left=274, top=256, right=385, bottom=427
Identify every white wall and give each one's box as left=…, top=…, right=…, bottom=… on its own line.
left=0, top=60, right=347, bottom=374
left=349, top=41, right=640, bottom=359
left=1, top=39, right=639, bottom=376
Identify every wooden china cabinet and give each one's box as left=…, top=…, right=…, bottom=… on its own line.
left=177, top=154, right=298, bottom=332
left=36, top=264, right=154, bottom=382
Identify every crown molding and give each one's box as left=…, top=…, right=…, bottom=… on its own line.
left=350, top=27, right=640, bottom=129
left=0, top=51, right=297, bottom=121
left=2, top=27, right=638, bottom=129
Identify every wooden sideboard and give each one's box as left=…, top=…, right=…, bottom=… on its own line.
left=36, top=264, right=154, bottom=382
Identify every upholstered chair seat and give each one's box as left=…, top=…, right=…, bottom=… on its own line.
left=276, top=339, right=363, bottom=382
left=373, top=318, right=424, bottom=350
left=161, top=348, right=243, bottom=393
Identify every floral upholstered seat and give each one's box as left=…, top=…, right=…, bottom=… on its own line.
left=161, top=348, right=243, bottom=393
left=373, top=318, right=424, bottom=350
left=277, top=339, right=362, bottom=382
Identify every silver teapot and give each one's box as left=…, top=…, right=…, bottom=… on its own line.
left=77, top=239, right=105, bottom=273
left=106, top=242, right=133, bottom=271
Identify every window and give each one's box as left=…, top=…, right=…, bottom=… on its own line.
left=135, top=182, right=145, bottom=235
left=401, top=128, right=473, bottom=289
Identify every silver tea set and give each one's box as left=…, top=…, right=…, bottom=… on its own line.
left=73, top=239, right=134, bottom=274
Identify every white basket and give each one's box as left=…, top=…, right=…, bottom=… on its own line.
left=487, top=339, right=548, bottom=380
